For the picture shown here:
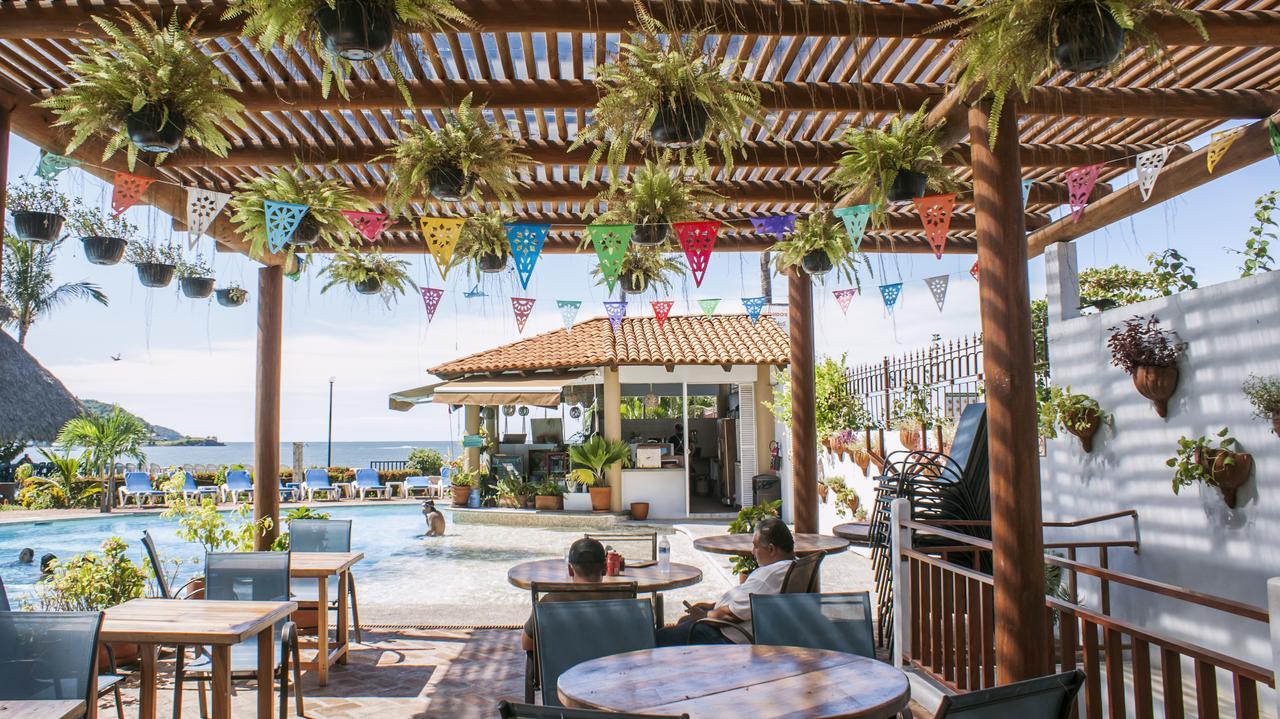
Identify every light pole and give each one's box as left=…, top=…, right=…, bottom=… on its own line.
left=326, top=376, right=335, bottom=467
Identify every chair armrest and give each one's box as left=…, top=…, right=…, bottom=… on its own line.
left=691, top=617, right=753, bottom=643
left=102, top=642, right=118, bottom=673
left=176, top=577, right=205, bottom=600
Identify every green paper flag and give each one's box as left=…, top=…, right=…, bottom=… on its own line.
left=587, top=224, right=632, bottom=292
left=698, top=298, right=721, bottom=316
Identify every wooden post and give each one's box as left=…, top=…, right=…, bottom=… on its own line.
left=0, top=101, right=10, bottom=279
left=463, top=405, right=481, bottom=472
left=603, top=367, right=623, bottom=512
left=969, top=99, right=1050, bottom=682
left=253, top=264, right=283, bottom=550
left=788, top=269, right=818, bottom=533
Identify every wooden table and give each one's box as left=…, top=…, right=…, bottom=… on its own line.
left=507, top=559, right=701, bottom=627
left=290, top=551, right=363, bottom=686
left=833, top=522, right=871, bottom=544
left=101, top=598, right=296, bottom=719
left=692, top=533, right=851, bottom=557
left=0, top=700, right=85, bottom=719
left=557, top=645, right=910, bottom=719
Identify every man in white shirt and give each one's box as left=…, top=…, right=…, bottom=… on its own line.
left=655, top=517, right=796, bottom=645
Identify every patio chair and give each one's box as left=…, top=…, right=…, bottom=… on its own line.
left=750, top=592, right=874, bottom=658
left=141, top=531, right=205, bottom=600
left=933, top=669, right=1085, bottom=718
left=404, top=476, right=435, bottom=498
left=221, top=470, right=254, bottom=504
left=585, top=532, right=658, bottom=568
left=0, top=611, right=105, bottom=706
left=288, top=519, right=362, bottom=643
left=303, top=468, right=343, bottom=501
left=180, top=472, right=220, bottom=502
left=173, top=552, right=303, bottom=719
left=497, top=701, right=689, bottom=718
left=118, top=471, right=165, bottom=507
left=353, top=468, right=389, bottom=500
left=690, top=552, right=825, bottom=643
left=533, top=598, right=654, bottom=707
left=525, top=581, right=638, bottom=704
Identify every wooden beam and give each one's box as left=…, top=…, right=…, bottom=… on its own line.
left=1028, top=114, right=1280, bottom=256
left=253, top=264, right=283, bottom=550
left=0, top=101, right=11, bottom=280
left=787, top=267, right=818, bottom=534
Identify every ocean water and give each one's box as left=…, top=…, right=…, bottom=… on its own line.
left=28, top=441, right=462, bottom=470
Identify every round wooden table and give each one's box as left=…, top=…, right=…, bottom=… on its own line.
left=508, top=558, right=702, bottom=626
left=557, top=644, right=910, bottom=719
left=692, top=532, right=850, bottom=557
left=833, top=522, right=872, bottom=545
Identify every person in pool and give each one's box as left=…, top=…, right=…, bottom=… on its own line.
left=422, top=499, right=446, bottom=537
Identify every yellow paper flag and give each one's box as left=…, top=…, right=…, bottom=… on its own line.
left=1207, top=127, right=1244, bottom=174
left=419, top=216, right=466, bottom=279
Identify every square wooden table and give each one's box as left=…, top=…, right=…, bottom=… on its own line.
left=0, top=700, right=85, bottom=719
left=289, top=551, right=363, bottom=686
left=100, top=598, right=296, bottom=719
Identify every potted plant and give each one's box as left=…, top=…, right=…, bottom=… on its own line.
left=826, top=104, right=963, bottom=220
left=224, top=0, right=470, bottom=103
left=125, top=242, right=183, bottom=288
left=382, top=94, right=531, bottom=205
left=1108, top=315, right=1185, bottom=418
left=215, top=283, right=249, bottom=307
left=69, top=205, right=137, bottom=266
left=891, top=380, right=946, bottom=451
left=594, top=155, right=719, bottom=246
left=176, top=255, right=216, bottom=299
left=592, top=247, right=686, bottom=296
left=320, top=249, right=412, bottom=303
left=568, top=435, right=632, bottom=512
left=1038, top=385, right=1107, bottom=452
left=726, top=499, right=782, bottom=580
left=534, top=480, right=564, bottom=511
left=1242, top=374, right=1280, bottom=437
left=1167, top=428, right=1253, bottom=508
left=229, top=167, right=371, bottom=258
left=495, top=475, right=535, bottom=509
left=8, top=177, right=73, bottom=244
left=629, top=501, right=650, bottom=521
left=771, top=213, right=872, bottom=281
left=571, top=5, right=764, bottom=183
left=939, top=0, right=1206, bottom=143
left=37, top=13, right=246, bottom=164
left=449, top=469, right=478, bottom=506
left=453, top=211, right=511, bottom=277
left=33, top=536, right=147, bottom=666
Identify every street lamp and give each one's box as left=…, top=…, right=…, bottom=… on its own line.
left=327, top=376, right=336, bottom=467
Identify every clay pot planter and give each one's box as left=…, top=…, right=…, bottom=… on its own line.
left=1051, top=1, right=1126, bottom=74
left=630, top=502, right=650, bottom=521
left=589, top=487, right=611, bottom=512
left=535, top=495, right=560, bottom=510
left=314, top=0, right=395, bottom=61
left=850, top=447, right=871, bottom=473
left=125, top=104, right=186, bottom=153
left=817, top=483, right=830, bottom=503
left=899, top=428, right=924, bottom=451
left=1064, top=407, right=1103, bottom=453
left=1133, top=365, right=1179, bottom=418
left=650, top=97, right=709, bottom=146
left=451, top=486, right=472, bottom=506
left=82, top=236, right=127, bottom=265
left=1197, top=448, right=1254, bottom=509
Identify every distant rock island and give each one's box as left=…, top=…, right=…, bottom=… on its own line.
left=81, top=399, right=224, bottom=447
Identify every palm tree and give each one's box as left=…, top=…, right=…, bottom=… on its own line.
left=2, top=235, right=108, bottom=346
left=56, top=406, right=149, bottom=513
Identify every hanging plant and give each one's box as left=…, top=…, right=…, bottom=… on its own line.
left=825, top=105, right=963, bottom=226
left=453, top=211, right=511, bottom=278
left=1107, top=314, right=1185, bottom=418
left=215, top=283, right=249, bottom=307
left=125, top=242, right=183, bottom=288
left=1167, top=428, right=1253, bottom=508
left=1242, top=374, right=1280, bottom=438
left=8, top=177, right=74, bottom=244
left=320, top=249, right=412, bottom=304
left=1037, top=385, right=1107, bottom=452
left=595, top=155, right=720, bottom=247
left=382, top=95, right=531, bottom=206
left=771, top=214, right=871, bottom=285
left=69, top=205, right=137, bottom=266
left=592, top=247, right=685, bottom=296
left=37, top=13, right=245, bottom=167
left=936, top=0, right=1205, bottom=144
left=176, top=256, right=216, bottom=299
left=223, top=0, right=471, bottom=103
left=229, top=168, right=371, bottom=259
left=570, top=3, right=765, bottom=184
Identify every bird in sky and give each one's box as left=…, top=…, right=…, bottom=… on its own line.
left=110, top=354, right=122, bottom=362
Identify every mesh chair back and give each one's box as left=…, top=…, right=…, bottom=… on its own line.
left=304, top=469, right=333, bottom=488
left=0, top=574, right=8, bottom=610
left=936, top=670, right=1085, bottom=719
left=354, top=468, right=379, bottom=486
left=142, top=530, right=172, bottom=599
left=226, top=470, right=251, bottom=488
left=529, top=581, right=637, bottom=605
left=289, top=519, right=352, bottom=553
left=497, top=700, right=689, bottom=718
left=750, top=592, right=875, bottom=658
left=205, top=552, right=290, bottom=604
left=585, top=532, right=658, bottom=565
left=781, top=552, right=824, bottom=593
left=124, top=472, right=152, bottom=492
left=0, top=611, right=103, bottom=703
left=533, top=599, right=654, bottom=707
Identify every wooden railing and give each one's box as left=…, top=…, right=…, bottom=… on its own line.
left=891, top=503, right=1273, bottom=718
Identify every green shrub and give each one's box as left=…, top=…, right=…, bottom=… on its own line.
left=406, top=449, right=446, bottom=475
left=33, top=537, right=147, bottom=610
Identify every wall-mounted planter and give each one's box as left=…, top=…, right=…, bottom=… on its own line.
left=1064, top=408, right=1102, bottom=453
left=1197, top=448, right=1254, bottom=508
left=1133, top=365, right=1178, bottom=418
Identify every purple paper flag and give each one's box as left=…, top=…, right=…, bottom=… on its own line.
left=604, top=300, right=628, bottom=332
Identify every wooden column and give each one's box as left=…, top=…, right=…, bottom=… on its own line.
left=968, top=100, right=1050, bottom=682
left=253, top=264, right=283, bottom=550
left=788, top=269, right=818, bottom=533
left=603, top=368, right=623, bottom=512
left=0, top=101, right=10, bottom=279
left=463, top=405, right=481, bottom=472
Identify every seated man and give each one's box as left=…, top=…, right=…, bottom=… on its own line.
left=521, top=537, right=611, bottom=651
left=656, top=517, right=796, bottom=646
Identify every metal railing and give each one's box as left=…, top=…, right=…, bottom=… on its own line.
left=370, top=460, right=408, bottom=472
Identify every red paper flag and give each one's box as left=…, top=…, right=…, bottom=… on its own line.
left=342, top=211, right=391, bottom=242
left=1064, top=164, right=1103, bottom=223
left=970, top=262, right=980, bottom=282
left=112, top=172, right=156, bottom=216
left=421, top=287, right=443, bottom=322
left=913, top=194, right=956, bottom=259
left=512, top=297, right=536, bottom=333
left=651, top=300, right=674, bottom=329
left=674, top=221, right=720, bottom=287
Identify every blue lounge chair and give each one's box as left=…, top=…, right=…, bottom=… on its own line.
left=353, top=468, right=389, bottom=500
left=935, top=669, right=1085, bottom=718
left=750, top=592, right=875, bottom=658
left=118, top=471, right=165, bottom=507
left=303, top=469, right=342, bottom=501
left=404, top=476, right=437, bottom=498
left=221, top=470, right=253, bottom=504
left=289, top=519, right=362, bottom=642
left=532, top=599, right=654, bottom=707
left=279, top=478, right=302, bottom=502
left=180, top=472, right=220, bottom=502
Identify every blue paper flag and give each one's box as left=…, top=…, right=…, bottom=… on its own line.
left=35, top=152, right=81, bottom=181
left=742, top=296, right=767, bottom=324
left=833, top=204, right=874, bottom=251
left=604, top=300, right=628, bottom=332
left=464, top=284, right=487, bottom=298
left=557, top=299, right=582, bottom=332
left=263, top=200, right=310, bottom=253
left=879, top=282, right=903, bottom=312
left=1021, top=179, right=1034, bottom=208
left=749, top=214, right=796, bottom=237
left=506, top=223, right=550, bottom=290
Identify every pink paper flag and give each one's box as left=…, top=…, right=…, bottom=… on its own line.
left=342, top=211, right=391, bottom=242
left=674, top=221, right=720, bottom=287
left=832, top=288, right=857, bottom=314
left=420, top=287, right=443, bottom=322
left=112, top=172, right=156, bottom=216
left=970, top=262, right=980, bottom=283
left=511, top=297, right=535, bottom=333
left=1064, top=164, right=1103, bottom=223
left=651, top=300, right=674, bottom=329
left=913, top=194, right=956, bottom=259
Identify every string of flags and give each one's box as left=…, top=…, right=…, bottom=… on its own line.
left=829, top=260, right=982, bottom=316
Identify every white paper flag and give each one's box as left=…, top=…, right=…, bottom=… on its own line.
left=185, top=187, right=233, bottom=247
left=924, top=274, right=949, bottom=312
left=1135, top=147, right=1172, bottom=202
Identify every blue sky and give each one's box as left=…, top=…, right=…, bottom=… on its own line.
left=4, top=124, right=1274, bottom=441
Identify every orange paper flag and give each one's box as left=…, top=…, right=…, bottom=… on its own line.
left=112, top=172, right=156, bottom=216
left=913, top=194, right=956, bottom=259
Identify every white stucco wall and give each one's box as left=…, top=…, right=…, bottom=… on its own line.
left=1043, top=243, right=1280, bottom=669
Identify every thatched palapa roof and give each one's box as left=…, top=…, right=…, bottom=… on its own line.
left=0, top=330, right=83, bottom=443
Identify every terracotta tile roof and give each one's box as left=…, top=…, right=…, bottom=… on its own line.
left=429, top=315, right=789, bottom=377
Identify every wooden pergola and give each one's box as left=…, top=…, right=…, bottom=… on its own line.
left=1, top=0, right=1277, bottom=687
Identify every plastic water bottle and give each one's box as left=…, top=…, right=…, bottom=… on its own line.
left=657, top=535, right=671, bottom=575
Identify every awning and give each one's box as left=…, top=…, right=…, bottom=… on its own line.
left=387, top=382, right=445, bottom=412
left=388, top=371, right=592, bottom=411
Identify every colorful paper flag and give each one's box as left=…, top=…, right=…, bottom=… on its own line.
left=698, top=298, right=721, bottom=317
left=749, top=214, right=796, bottom=237
left=651, top=300, right=674, bottom=329
left=185, top=188, right=232, bottom=247
left=1135, top=147, right=1172, bottom=202
left=924, top=275, right=949, bottom=312
left=111, top=172, right=156, bottom=216
left=342, top=211, right=391, bottom=242
left=557, top=300, right=582, bottom=332
left=970, top=262, right=980, bottom=283
left=464, top=284, right=486, bottom=299
left=420, top=217, right=466, bottom=279
left=1064, top=164, right=1103, bottom=223
left=506, top=223, right=550, bottom=291
left=420, top=287, right=444, bottom=322
left=675, top=221, right=720, bottom=287
left=742, top=296, right=766, bottom=324
left=1207, top=127, right=1244, bottom=174
left=879, top=283, right=903, bottom=312
left=1021, top=179, right=1034, bottom=208
left=35, top=152, right=80, bottom=181
left=913, top=194, right=956, bottom=259
left=587, top=224, right=633, bottom=292
left=832, top=288, right=857, bottom=314
left=833, top=204, right=874, bottom=252
left=511, top=297, right=535, bottom=333
left=604, top=300, right=628, bottom=332
left=263, top=200, right=310, bottom=253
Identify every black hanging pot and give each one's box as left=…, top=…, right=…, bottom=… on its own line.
left=136, top=262, right=176, bottom=288
left=801, top=250, right=834, bottom=276
left=478, top=252, right=508, bottom=273
left=12, top=211, right=65, bottom=243
left=428, top=165, right=476, bottom=202
left=1051, top=2, right=1126, bottom=74
left=81, top=236, right=127, bottom=266
left=124, top=103, right=187, bottom=154
left=354, top=277, right=384, bottom=295
left=180, top=277, right=216, bottom=299
left=632, top=222, right=669, bottom=247
left=288, top=214, right=322, bottom=247
left=622, top=274, right=650, bottom=295
left=650, top=97, right=710, bottom=147
left=314, top=0, right=396, bottom=61
left=887, top=170, right=930, bottom=203
left=215, top=289, right=248, bottom=307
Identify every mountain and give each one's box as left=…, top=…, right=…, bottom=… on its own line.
left=80, top=399, right=221, bottom=446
